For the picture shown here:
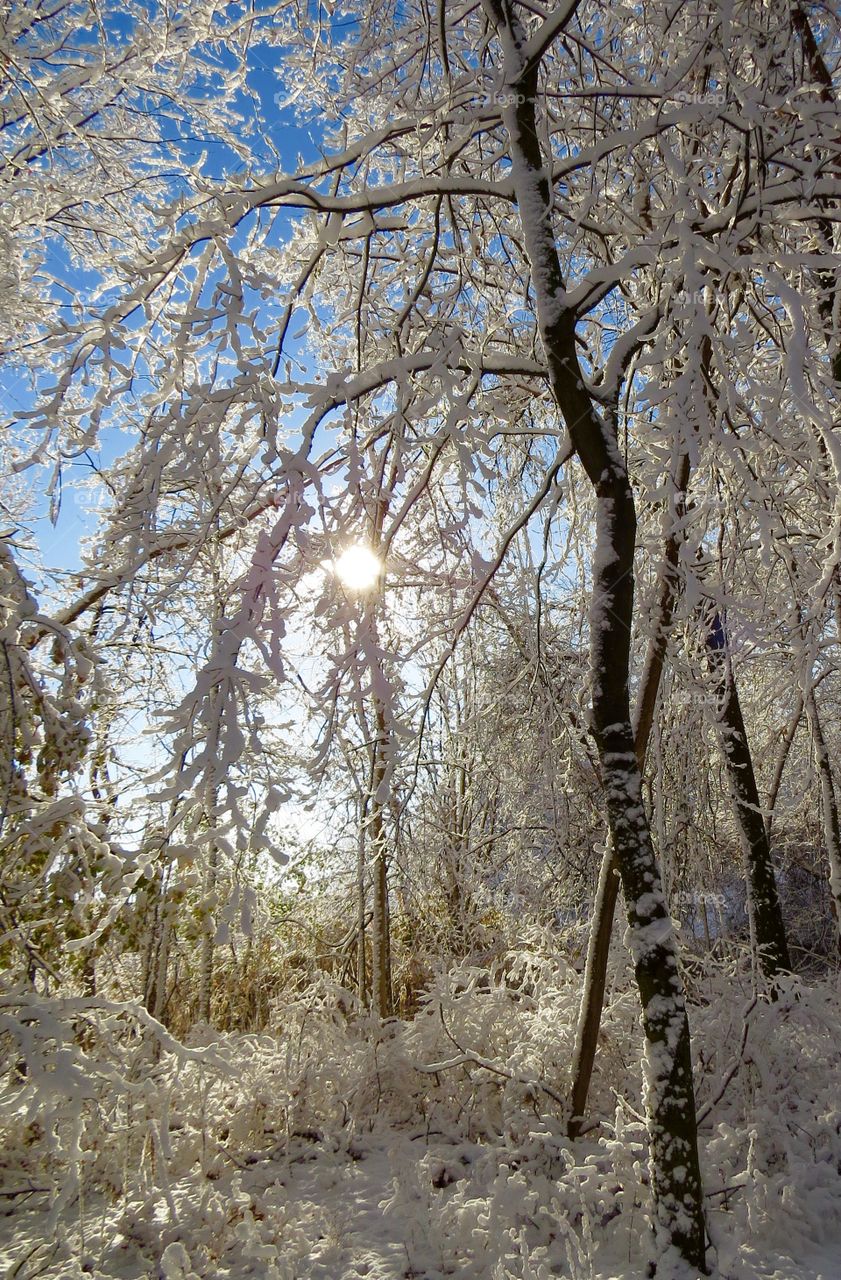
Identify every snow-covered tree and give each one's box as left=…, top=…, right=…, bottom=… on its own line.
left=3, top=0, right=841, bottom=1273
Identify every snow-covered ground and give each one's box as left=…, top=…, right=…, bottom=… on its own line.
left=3, top=955, right=840, bottom=1279
left=4, top=1124, right=840, bottom=1280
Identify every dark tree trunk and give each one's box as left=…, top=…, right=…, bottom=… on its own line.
left=569, top=454, right=690, bottom=1140
left=804, top=683, right=841, bottom=953
left=706, top=614, right=791, bottom=978
left=481, top=2, right=708, bottom=1268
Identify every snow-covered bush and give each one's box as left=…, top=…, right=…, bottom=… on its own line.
left=3, top=944, right=841, bottom=1279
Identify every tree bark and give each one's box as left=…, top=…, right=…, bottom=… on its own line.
left=481, top=3, right=707, bottom=1268
left=356, top=792, right=369, bottom=1006
left=789, top=0, right=841, bottom=952
left=369, top=697, right=393, bottom=1017
left=142, top=869, right=172, bottom=1024
left=197, top=832, right=218, bottom=1024
left=706, top=614, right=791, bottom=978
left=765, top=696, right=804, bottom=840
left=804, top=682, right=841, bottom=952
left=569, top=454, right=690, bottom=1139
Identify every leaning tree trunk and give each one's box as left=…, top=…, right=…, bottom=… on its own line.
left=706, top=614, right=791, bottom=978
left=569, top=454, right=691, bottom=1139
left=482, top=3, right=707, bottom=1268
left=570, top=576, right=791, bottom=1135
left=804, top=682, right=841, bottom=952
left=765, top=695, right=804, bottom=840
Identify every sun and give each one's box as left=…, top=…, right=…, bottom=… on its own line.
left=333, top=544, right=382, bottom=591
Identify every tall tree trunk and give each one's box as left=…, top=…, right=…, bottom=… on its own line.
left=198, top=458, right=226, bottom=1028
left=765, top=696, right=804, bottom=840
left=706, top=614, right=791, bottom=978
left=804, top=682, right=841, bottom=951
left=569, top=526, right=792, bottom=1136
left=197, top=678, right=222, bottom=1026
left=152, top=906, right=172, bottom=1024
left=481, top=3, right=707, bottom=1267
left=359, top=468, right=398, bottom=1019
left=789, top=0, right=841, bottom=953
left=569, top=454, right=690, bottom=1139
left=369, top=697, right=392, bottom=1017
left=197, top=831, right=218, bottom=1024
left=356, top=792, right=369, bottom=1006
left=142, top=869, right=171, bottom=1021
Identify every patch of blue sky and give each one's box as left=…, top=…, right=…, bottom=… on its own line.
left=4, top=137, right=325, bottom=577
left=4, top=0, right=552, bottom=602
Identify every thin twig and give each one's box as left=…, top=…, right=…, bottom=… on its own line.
left=697, top=997, right=758, bottom=1126
left=412, top=1004, right=567, bottom=1110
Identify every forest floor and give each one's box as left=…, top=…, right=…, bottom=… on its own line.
left=2, top=1122, right=840, bottom=1280
left=2, top=960, right=841, bottom=1279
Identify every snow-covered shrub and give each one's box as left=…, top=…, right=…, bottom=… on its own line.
left=3, top=941, right=841, bottom=1280
left=0, top=994, right=234, bottom=1219
left=693, top=974, right=841, bottom=1271
left=402, top=942, right=581, bottom=1139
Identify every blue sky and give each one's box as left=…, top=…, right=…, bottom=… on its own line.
left=1, top=10, right=327, bottom=585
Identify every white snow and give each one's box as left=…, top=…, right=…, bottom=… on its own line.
left=3, top=965, right=841, bottom=1279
